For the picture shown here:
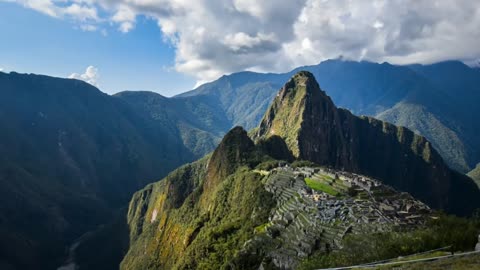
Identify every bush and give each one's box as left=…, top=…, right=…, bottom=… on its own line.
left=291, top=160, right=318, bottom=168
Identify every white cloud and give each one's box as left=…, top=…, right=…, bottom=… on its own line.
left=63, top=3, right=99, bottom=21
left=17, top=0, right=98, bottom=21
left=15, top=0, right=480, bottom=84
left=18, top=0, right=58, bottom=18
left=223, top=32, right=277, bottom=53
left=112, top=5, right=136, bottom=32
left=69, top=66, right=100, bottom=87
left=80, top=24, right=97, bottom=31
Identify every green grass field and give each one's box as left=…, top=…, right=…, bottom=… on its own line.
left=305, top=177, right=339, bottom=196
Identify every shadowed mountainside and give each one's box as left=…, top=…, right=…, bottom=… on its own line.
left=0, top=72, right=219, bottom=269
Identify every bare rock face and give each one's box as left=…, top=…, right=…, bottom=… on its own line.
left=468, top=163, right=480, bottom=187
left=255, top=71, right=480, bottom=216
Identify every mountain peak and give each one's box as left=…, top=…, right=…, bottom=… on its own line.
left=254, top=70, right=339, bottom=158
left=254, top=72, right=480, bottom=215
left=207, top=126, right=254, bottom=181
left=282, top=70, right=321, bottom=96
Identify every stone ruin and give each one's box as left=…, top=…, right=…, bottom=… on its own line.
left=242, top=165, right=433, bottom=269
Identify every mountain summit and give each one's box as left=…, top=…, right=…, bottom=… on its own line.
left=255, top=71, right=349, bottom=163
left=255, top=71, right=480, bottom=215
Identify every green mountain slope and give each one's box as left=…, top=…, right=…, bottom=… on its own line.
left=122, top=72, right=480, bottom=270
left=0, top=72, right=219, bottom=269
left=377, top=102, right=469, bottom=172
left=408, top=61, right=480, bottom=169
left=176, top=72, right=285, bottom=130
left=122, top=127, right=276, bottom=269
left=114, top=91, right=224, bottom=158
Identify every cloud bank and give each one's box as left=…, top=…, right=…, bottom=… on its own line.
left=15, top=0, right=480, bottom=83
left=69, top=66, right=99, bottom=86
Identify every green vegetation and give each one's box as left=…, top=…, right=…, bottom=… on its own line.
left=377, top=103, right=469, bottom=172
left=122, top=165, right=276, bottom=270
left=255, top=159, right=283, bottom=171
left=291, top=160, right=319, bottom=168
left=254, top=223, right=270, bottom=233
left=121, top=128, right=277, bottom=270
left=305, top=177, right=339, bottom=196
left=255, top=72, right=316, bottom=157
left=298, top=215, right=480, bottom=270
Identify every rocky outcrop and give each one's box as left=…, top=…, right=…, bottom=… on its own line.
left=206, top=126, right=255, bottom=185
left=255, top=71, right=480, bottom=216
left=468, top=163, right=480, bottom=187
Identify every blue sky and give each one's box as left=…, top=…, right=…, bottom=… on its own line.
left=0, top=1, right=195, bottom=96
left=1, top=1, right=479, bottom=96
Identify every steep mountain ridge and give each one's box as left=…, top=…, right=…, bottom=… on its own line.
left=254, top=71, right=480, bottom=215
left=122, top=72, right=478, bottom=270
left=122, top=127, right=275, bottom=269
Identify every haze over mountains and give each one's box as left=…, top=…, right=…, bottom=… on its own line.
left=0, top=59, right=479, bottom=269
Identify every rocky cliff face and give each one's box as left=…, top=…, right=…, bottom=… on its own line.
left=254, top=71, right=480, bottom=216
left=468, top=164, right=480, bottom=187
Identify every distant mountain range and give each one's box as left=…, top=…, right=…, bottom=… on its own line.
left=174, top=60, right=480, bottom=173
left=117, top=59, right=480, bottom=173
left=0, top=59, right=479, bottom=269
